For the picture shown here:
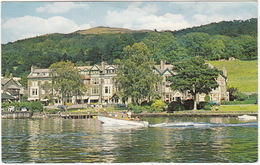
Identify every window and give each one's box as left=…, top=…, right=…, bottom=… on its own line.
left=91, top=78, right=99, bottom=84
left=104, top=78, right=111, bottom=84
left=91, top=87, right=99, bottom=94
left=107, top=69, right=115, bottom=74
left=32, top=88, right=38, bottom=96
left=32, top=81, right=38, bottom=86
left=91, top=71, right=100, bottom=75
left=105, top=86, right=111, bottom=94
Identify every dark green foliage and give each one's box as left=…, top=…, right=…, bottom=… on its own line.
left=227, top=87, right=239, bottom=101
left=1, top=18, right=257, bottom=77
left=227, top=87, right=251, bottom=101
left=115, top=42, right=161, bottom=105
left=183, top=100, right=195, bottom=110
left=141, top=101, right=150, bottom=106
left=169, top=57, right=220, bottom=110
left=172, top=18, right=257, bottom=37
left=232, top=91, right=248, bottom=101
left=167, top=101, right=185, bottom=112
left=198, top=102, right=212, bottom=110
left=50, top=61, right=86, bottom=106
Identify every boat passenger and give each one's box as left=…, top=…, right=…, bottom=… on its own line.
left=126, top=110, right=132, bottom=119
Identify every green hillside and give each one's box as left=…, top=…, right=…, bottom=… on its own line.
left=2, top=18, right=257, bottom=78
left=208, top=60, right=257, bottom=93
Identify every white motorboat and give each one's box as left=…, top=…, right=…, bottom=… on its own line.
left=238, top=115, right=257, bottom=120
left=97, top=115, right=149, bottom=127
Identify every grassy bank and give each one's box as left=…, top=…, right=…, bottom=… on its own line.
left=208, top=60, right=257, bottom=93
left=215, top=104, right=258, bottom=112
left=61, top=104, right=257, bottom=114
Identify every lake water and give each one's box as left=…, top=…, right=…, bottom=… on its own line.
left=1, top=117, right=258, bottom=163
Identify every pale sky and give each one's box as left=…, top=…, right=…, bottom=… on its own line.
left=1, top=1, right=258, bottom=44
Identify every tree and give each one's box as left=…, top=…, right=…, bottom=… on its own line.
left=4, top=69, right=11, bottom=78
left=239, top=35, right=257, bottom=60
left=169, top=57, right=220, bottom=110
left=49, top=61, right=86, bottom=107
left=181, top=32, right=211, bottom=58
left=143, top=32, right=180, bottom=63
left=115, top=42, right=161, bottom=105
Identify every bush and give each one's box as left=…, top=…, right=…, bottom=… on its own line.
left=233, top=91, right=248, bottom=101
left=5, top=102, right=43, bottom=112
left=167, top=101, right=185, bottom=113
left=183, top=100, right=194, bottom=110
left=30, top=102, right=43, bottom=112
left=198, top=102, right=212, bottom=110
left=248, top=93, right=258, bottom=100
left=44, top=108, right=58, bottom=114
left=151, top=99, right=166, bottom=112
left=140, top=101, right=149, bottom=106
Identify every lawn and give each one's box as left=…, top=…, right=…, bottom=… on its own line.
left=214, top=104, right=258, bottom=112
left=208, top=60, right=257, bottom=93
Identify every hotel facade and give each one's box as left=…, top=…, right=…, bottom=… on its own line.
left=27, top=61, right=229, bottom=105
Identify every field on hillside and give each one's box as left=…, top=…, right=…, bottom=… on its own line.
left=209, top=60, right=257, bottom=93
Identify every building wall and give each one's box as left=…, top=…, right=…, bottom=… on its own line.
left=27, top=61, right=229, bottom=105
left=1, top=77, right=24, bottom=101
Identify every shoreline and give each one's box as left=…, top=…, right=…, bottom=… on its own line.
left=133, top=112, right=258, bottom=118
left=2, top=111, right=258, bottom=119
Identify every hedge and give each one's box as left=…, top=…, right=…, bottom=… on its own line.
left=2, top=102, right=43, bottom=112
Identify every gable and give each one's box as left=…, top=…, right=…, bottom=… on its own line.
left=90, top=65, right=101, bottom=71
left=106, top=65, right=116, bottom=70
left=161, top=68, right=174, bottom=76
left=153, top=66, right=161, bottom=75
left=174, top=91, right=182, bottom=97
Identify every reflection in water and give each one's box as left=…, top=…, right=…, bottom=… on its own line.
left=1, top=117, right=258, bottom=163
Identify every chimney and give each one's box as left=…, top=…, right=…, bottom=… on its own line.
left=31, top=65, right=36, bottom=72
left=160, top=60, right=166, bottom=70
left=101, top=61, right=105, bottom=71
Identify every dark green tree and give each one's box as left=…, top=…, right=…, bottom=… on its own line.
left=169, top=57, right=220, bottom=110
left=4, top=69, right=11, bottom=78
left=143, top=32, right=180, bottom=63
left=49, top=61, right=86, bottom=107
left=115, top=42, right=161, bottom=105
left=181, top=32, right=211, bottom=58
left=239, top=35, right=257, bottom=60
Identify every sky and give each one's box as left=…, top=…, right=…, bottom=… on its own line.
left=1, top=1, right=258, bottom=44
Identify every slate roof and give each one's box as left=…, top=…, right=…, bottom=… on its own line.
left=1, top=93, right=17, bottom=100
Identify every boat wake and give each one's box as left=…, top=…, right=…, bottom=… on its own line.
left=149, top=122, right=258, bottom=128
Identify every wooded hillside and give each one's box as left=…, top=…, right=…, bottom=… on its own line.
left=2, top=18, right=257, bottom=78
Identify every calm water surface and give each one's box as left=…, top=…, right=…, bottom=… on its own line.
left=1, top=117, right=258, bottom=163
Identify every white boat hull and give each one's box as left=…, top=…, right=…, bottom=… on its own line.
left=238, top=115, right=257, bottom=120
left=97, top=116, right=149, bottom=127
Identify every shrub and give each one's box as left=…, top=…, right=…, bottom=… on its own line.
left=198, top=102, right=212, bottom=110
left=6, top=102, right=43, bottom=112
left=183, top=100, right=194, bottom=110
left=44, top=108, right=58, bottom=114
left=233, top=91, right=248, bottom=101
left=248, top=93, right=258, bottom=100
left=30, top=102, right=43, bottom=112
left=141, top=101, right=148, bottom=106
left=203, top=103, right=212, bottom=110
left=167, top=101, right=185, bottom=113
left=151, top=99, right=166, bottom=112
